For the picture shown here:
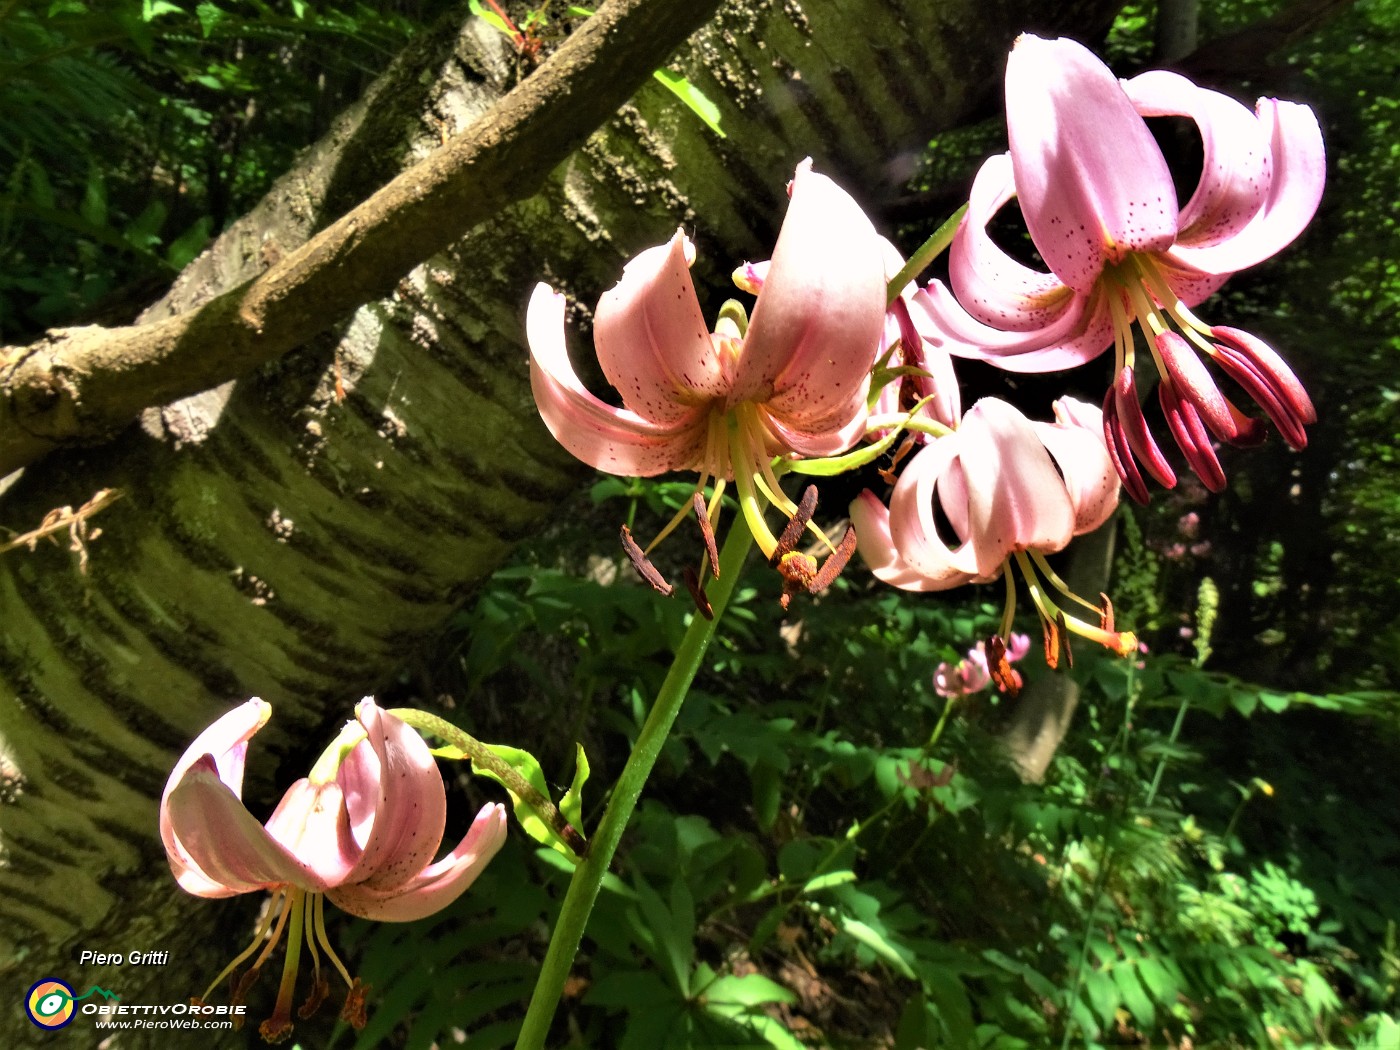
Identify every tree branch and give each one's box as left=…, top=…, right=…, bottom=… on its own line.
left=0, top=0, right=722, bottom=477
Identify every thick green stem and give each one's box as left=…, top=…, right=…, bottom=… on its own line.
left=885, top=203, right=967, bottom=306
left=513, top=517, right=756, bottom=1050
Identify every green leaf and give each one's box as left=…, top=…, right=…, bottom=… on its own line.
left=1134, top=955, right=1179, bottom=1007
left=558, top=742, right=589, bottom=833
left=1081, top=968, right=1119, bottom=1034
left=632, top=876, right=694, bottom=996
left=195, top=2, right=224, bottom=37
left=829, top=910, right=916, bottom=978
left=1111, top=963, right=1154, bottom=1027
left=751, top=760, right=781, bottom=831
left=802, top=870, right=857, bottom=893
left=652, top=68, right=726, bottom=137
left=468, top=0, right=516, bottom=37
left=470, top=743, right=575, bottom=860
left=141, top=0, right=182, bottom=21
left=80, top=169, right=107, bottom=228
left=165, top=216, right=211, bottom=269
left=701, top=973, right=796, bottom=1008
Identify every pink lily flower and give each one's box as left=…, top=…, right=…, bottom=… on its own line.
left=915, top=34, right=1324, bottom=501
left=528, top=160, right=885, bottom=595
left=161, top=698, right=507, bottom=1041
left=851, top=397, right=1135, bottom=667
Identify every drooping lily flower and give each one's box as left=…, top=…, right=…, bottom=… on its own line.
left=914, top=34, right=1324, bottom=501
left=161, top=698, right=507, bottom=1042
left=852, top=397, right=1134, bottom=668
left=528, top=160, right=886, bottom=601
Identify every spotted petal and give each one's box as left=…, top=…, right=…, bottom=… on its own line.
left=594, top=232, right=728, bottom=420
left=330, top=803, right=508, bottom=922
left=733, top=160, right=885, bottom=425
left=1167, top=96, right=1325, bottom=275
left=1006, top=35, right=1178, bottom=294
left=527, top=283, right=708, bottom=476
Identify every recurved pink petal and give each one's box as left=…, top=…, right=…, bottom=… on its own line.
left=1033, top=408, right=1120, bottom=535
left=339, top=700, right=447, bottom=891
left=733, top=161, right=885, bottom=421
left=887, top=434, right=988, bottom=584
left=594, top=232, right=728, bottom=419
left=330, top=803, right=508, bottom=922
left=160, top=698, right=271, bottom=897
left=1005, top=35, right=1178, bottom=294
left=911, top=280, right=1115, bottom=373
left=264, top=778, right=363, bottom=887
left=527, top=284, right=709, bottom=476
left=957, top=398, right=1076, bottom=569
left=1126, top=71, right=1273, bottom=251
left=850, top=489, right=974, bottom=592
left=1167, top=97, right=1325, bottom=275
left=949, top=153, right=1074, bottom=331
left=165, top=757, right=332, bottom=896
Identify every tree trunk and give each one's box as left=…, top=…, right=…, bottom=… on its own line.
left=0, top=0, right=1123, bottom=1043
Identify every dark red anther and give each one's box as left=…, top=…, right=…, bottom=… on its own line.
left=1114, top=365, right=1177, bottom=489
left=1040, top=610, right=1061, bottom=670
left=1213, top=326, right=1316, bottom=424
left=1057, top=611, right=1074, bottom=669
left=1155, top=332, right=1238, bottom=442
left=692, top=492, right=720, bottom=579
left=340, top=978, right=369, bottom=1031
left=1102, top=388, right=1151, bottom=505
left=620, top=525, right=673, bottom=596
left=1210, top=328, right=1314, bottom=451
left=298, top=974, right=329, bottom=1020
left=771, top=485, right=819, bottom=566
left=681, top=566, right=714, bottom=620
left=808, top=523, right=858, bottom=594
left=879, top=435, right=917, bottom=486
left=1159, top=380, right=1227, bottom=492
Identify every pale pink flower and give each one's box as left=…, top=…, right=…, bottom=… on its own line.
left=161, top=698, right=507, bottom=1038
left=527, top=160, right=885, bottom=569
left=852, top=397, right=1134, bottom=664
left=915, top=35, right=1324, bottom=500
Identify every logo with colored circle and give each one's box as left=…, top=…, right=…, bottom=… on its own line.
left=25, top=978, right=76, bottom=1029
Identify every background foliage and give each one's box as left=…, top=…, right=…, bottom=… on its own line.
left=4, top=0, right=1399, bottom=1046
